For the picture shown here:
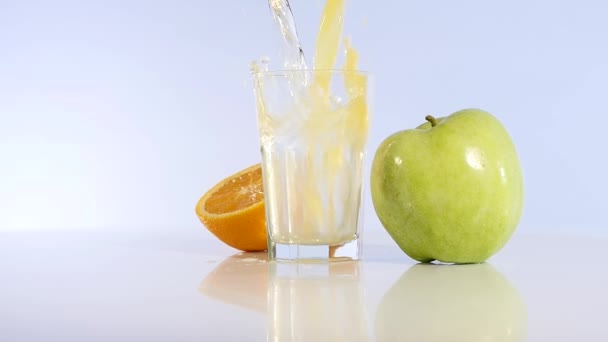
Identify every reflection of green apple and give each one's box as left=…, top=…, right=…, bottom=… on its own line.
left=375, top=264, right=527, bottom=341
left=371, top=109, right=523, bottom=263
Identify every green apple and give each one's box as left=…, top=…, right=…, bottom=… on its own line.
left=370, top=109, right=523, bottom=263
left=375, top=264, right=527, bottom=341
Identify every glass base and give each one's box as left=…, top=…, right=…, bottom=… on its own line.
left=268, top=237, right=361, bottom=262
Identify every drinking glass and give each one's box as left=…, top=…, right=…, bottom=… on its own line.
left=253, top=69, right=370, bottom=261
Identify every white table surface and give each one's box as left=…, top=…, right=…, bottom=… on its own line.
left=1, top=229, right=606, bottom=341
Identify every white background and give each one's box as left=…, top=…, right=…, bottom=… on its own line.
left=1, top=0, right=607, bottom=236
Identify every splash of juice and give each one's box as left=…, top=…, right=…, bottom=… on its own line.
left=255, top=0, right=369, bottom=245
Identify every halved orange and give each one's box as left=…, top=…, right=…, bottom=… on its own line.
left=195, top=164, right=267, bottom=252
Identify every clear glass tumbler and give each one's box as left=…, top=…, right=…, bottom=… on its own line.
left=253, top=69, right=370, bottom=261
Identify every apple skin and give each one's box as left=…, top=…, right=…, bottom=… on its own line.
left=370, top=109, right=523, bottom=263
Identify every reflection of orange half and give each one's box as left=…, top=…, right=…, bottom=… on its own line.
left=198, top=252, right=269, bottom=313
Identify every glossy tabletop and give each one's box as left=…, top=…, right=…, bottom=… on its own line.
left=1, top=229, right=607, bottom=341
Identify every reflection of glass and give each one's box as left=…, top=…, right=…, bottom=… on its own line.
left=269, top=261, right=370, bottom=341
left=198, top=252, right=268, bottom=313
left=375, top=264, right=527, bottom=342
left=253, top=69, right=369, bottom=262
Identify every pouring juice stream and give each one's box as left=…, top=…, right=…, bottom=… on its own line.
left=255, top=0, right=369, bottom=245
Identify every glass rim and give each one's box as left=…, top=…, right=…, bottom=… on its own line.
left=252, top=68, right=369, bottom=76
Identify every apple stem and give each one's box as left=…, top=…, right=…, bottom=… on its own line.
left=425, top=115, right=438, bottom=127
